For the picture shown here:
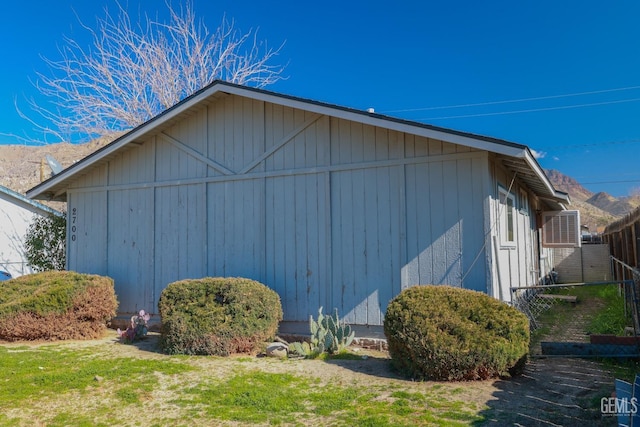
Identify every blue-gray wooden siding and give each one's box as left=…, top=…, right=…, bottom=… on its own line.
left=67, top=94, right=504, bottom=325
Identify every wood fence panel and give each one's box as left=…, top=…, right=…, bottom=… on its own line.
left=603, top=207, right=640, bottom=269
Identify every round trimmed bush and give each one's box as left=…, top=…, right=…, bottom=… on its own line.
left=384, top=285, right=529, bottom=381
left=0, top=271, right=118, bottom=341
left=158, top=277, right=283, bottom=356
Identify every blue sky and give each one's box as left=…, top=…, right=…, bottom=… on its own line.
left=1, top=1, right=640, bottom=197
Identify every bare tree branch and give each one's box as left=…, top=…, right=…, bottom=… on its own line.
left=23, top=1, right=286, bottom=144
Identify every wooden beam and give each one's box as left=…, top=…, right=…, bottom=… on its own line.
left=159, top=132, right=235, bottom=175
left=239, top=113, right=322, bottom=174
left=537, top=294, right=577, bottom=304
left=65, top=150, right=485, bottom=195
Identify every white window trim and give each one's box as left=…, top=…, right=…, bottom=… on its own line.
left=498, top=186, right=516, bottom=247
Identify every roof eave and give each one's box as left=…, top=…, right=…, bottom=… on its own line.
left=0, top=185, right=63, bottom=216
left=521, top=148, right=570, bottom=206
left=27, top=84, right=227, bottom=201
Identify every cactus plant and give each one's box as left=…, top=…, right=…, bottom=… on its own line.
left=290, top=341, right=322, bottom=358
left=289, top=307, right=356, bottom=358
left=311, top=307, right=355, bottom=354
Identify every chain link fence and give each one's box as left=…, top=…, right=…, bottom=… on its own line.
left=511, top=283, right=578, bottom=331
left=511, top=278, right=636, bottom=333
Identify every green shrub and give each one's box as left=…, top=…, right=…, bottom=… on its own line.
left=158, top=277, right=283, bottom=356
left=0, top=271, right=118, bottom=341
left=384, top=285, right=529, bottom=381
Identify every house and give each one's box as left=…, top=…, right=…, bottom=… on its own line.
left=27, top=81, right=571, bottom=333
left=0, top=185, right=63, bottom=277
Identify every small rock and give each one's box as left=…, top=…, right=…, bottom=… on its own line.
left=94, top=375, right=104, bottom=382
left=266, top=342, right=288, bottom=358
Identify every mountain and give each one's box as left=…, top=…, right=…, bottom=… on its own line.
left=588, top=191, right=640, bottom=217
left=545, top=169, right=594, bottom=202
left=566, top=199, right=619, bottom=230
left=545, top=169, right=640, bottom=231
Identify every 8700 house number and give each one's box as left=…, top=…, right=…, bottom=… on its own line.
left=71, top=207, right=78, bottom=241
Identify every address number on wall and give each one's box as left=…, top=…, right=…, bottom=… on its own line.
left=71, top=207, right=77, bottom=242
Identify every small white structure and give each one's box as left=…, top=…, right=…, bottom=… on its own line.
left=0, top=185, right=63, bottom=277
left=27, top=81, right=571, bottom=332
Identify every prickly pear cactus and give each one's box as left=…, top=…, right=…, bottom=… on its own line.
left=291, top=307, right=356, bottom=358
left=290, top=341, right=312, bottom=357
left=312, top=307, right=356, bottom=354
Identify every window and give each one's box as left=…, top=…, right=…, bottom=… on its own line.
left=519, top=189, right=529, bottom=215
left=498, top=187, right=516, bottom=246
left=541, top=210, right=581, bottom=248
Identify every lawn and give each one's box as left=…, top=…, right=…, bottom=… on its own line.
left=3, top=283, right=630, bottom=426
left=0, top=332, right=491, bottom=426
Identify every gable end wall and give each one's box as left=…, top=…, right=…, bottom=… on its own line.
left=67, top=95, right=491, bottom=326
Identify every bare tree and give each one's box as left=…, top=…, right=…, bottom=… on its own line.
left=22, top=1, right=286, bottom=143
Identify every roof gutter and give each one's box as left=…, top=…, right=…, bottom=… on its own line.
left=0, top=185, right=63, bottom=217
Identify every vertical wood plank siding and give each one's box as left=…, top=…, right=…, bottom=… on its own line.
left=489, top=156, right=543, bottom=301
left=67, top=94, right=494, bottom=324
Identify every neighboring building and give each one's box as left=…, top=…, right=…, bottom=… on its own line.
left=27, top=81, right=570, bottom=332
left=0, top=185, right=63, bottom=277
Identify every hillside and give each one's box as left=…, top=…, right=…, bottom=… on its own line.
left=545, top=169, right=594, bottom=202
left=587, top=192, right=640, bottom=217
left=545, top=169, right=640, bottom=231
left=566, top=199, right=618, bottom=230
left=0, top=138, right=112, bottom=211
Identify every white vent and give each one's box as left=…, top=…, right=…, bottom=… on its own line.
left=541, top=210, right=581, bottom=248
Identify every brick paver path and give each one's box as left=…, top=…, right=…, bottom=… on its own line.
left=480, top=292, right=616, bottom=426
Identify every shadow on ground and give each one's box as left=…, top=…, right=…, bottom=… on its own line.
left=112, top=331, right=165, bottom=355
left=474, top=357, right=615, bottom=426
left=323, top=354, right=405, bottom=381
